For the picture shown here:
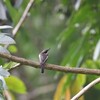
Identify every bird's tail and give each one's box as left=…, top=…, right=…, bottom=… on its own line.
left=40, top=63, right=44, bottom=73
left=41, top=67, right=44, bottom=73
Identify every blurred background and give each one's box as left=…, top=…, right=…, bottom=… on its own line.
left=0, top=0, right=100, bottom=100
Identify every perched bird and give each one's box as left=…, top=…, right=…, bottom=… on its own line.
left=39, top=48, right=50, bottom=73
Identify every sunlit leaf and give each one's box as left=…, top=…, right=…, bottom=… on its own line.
left=71, top=74, right=86, bottom=100
left=8, top=45, right=17, bottom=53
left=5, top=76, right=27, bottom=94
left=85, top=60, right=98, bottom=69
left=54, top=75, right=69, bottom=100
left=65, top=87, right=70, bottom=100
left=4, top=61, right=20, bottom=70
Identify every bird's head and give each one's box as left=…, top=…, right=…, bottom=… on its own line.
left=41, top=48, right=50, bottom=54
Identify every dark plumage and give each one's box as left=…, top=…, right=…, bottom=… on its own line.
left=39, top=49, right=50, bottom=73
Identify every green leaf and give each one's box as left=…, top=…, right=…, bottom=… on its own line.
left=5, top=76, right=27, bottom=94
left=76, top=74, right=86, bottom=87
left=4, top=61, right=20, bottom=70
left=4, top=0, right=19, bottom=24
left=61, top=0, right=69, bottom=5
left=8, top=45, right=18, bottom=53
left=85, top=59, right=100, bottom=69
left=62, top=74, right=72, bottom=94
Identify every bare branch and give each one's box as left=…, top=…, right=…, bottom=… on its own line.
left=12, top=0, right=35, bottom=36
left=0, top=53, right=100, bottom=75
left=71, top=77, right=100, bottom=100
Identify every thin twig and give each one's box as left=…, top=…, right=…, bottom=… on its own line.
left=0, top=53, right=100, bottom=75
left=12, top=0, right=35, bottom=36
left=71, top=77, right=100, bottom=100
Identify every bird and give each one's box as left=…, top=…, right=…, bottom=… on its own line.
left=39, top=48, right=50, bottom=73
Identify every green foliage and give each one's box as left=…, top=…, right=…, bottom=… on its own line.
left=4, top=61, right=20, bottom=69
left=8, top=45, right=18, bottom=53
left=0, top=25, right=16, bottom=99
left=55, top=0, right=100, bottom=99
left=4, top=0, right=20, bottom=24
left=75, top=74, right=86, bottom=87
left=85, top=59, right=100, bottom=69
left=5, top=76, right=26, bottom=94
